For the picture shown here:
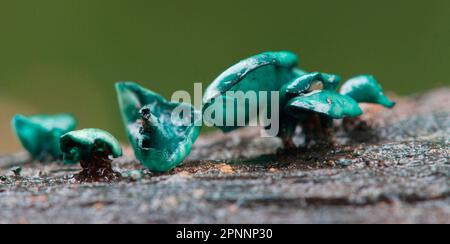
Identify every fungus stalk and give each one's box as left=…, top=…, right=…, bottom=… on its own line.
left=300, top=114, right=335, bottom=147
left=76, top=146, right=120, bottom=182
left=60, top=129, right=123, bottom=182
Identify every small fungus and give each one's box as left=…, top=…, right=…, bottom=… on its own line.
left=203, top=51, right=396, bottom=148
left=11, top=114, right=77, bottom=160
left=116, top=82, right=201, bottom=172
left=60, top=128, right=123, bottom=182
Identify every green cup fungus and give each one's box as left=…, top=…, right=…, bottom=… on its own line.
left=60, top=128, right=123, bottom=182
left=340, top=75, right=396, bottom=108
left=9, top=51, right=396, bottom=174
left=203, top=51, right=396, bottom=148
left=116, top=82, right=201, bottom=172
left=11, top=113, right=77, bottom=160
left=203, top=51, right=306, bottom=133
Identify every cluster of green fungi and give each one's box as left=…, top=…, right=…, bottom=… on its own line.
left=11, top=51, right=395, bottom=178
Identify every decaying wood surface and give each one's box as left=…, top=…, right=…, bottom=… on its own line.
left=0, top=88, right=449, bottom=224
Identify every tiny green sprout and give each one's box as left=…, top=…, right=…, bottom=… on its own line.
left=11, top=114, right=77, bottom=160
left=116, top=82, right=201, bottom=173
left=60, top=128, right=123, bottom=182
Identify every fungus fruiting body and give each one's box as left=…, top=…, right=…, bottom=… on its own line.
left=203, top=51, right=396, bottom=148
left=203, top=51, right=306, bottom=132
left=11, top=114, right=77, bottom=160
left=340, top=75, right=396, bottom=108
left=60, top=128, right=123, bottom=182
left=7, top=51, right=397, bottom=175
left=116, top=82, right=201, bottom=172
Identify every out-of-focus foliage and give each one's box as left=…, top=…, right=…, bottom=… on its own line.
left=0, top=0, right=449, bottom=152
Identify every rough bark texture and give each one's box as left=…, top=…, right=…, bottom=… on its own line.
left=0, top=88, right=449, bottom=224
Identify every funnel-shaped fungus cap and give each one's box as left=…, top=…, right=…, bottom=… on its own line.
left=116, top=82, right=201, bottom=172
left=11, top=113, right=77, bottom=159
left=60, top=128, right=122, bottom=165
left=340, top=75, right=396, bottom=108
left=284, top=90, right=363, bottom=119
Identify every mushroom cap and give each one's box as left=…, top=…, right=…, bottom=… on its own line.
left=203, top=51, right=301, bottom=103
left=281, top=72, right=341, bottom=101
left=60, top=128, right=122, bottom=164
left=116, top=82, right=201, bottom=172
left=340, top=75, right=396, bottom=108
left=203, top=51, right=304, bottom=133
left=284, top=90, right=363, bottom=119
left=11, top=113, right=77, bottom=158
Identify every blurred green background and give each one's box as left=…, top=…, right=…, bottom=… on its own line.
left=1, top=0, right=449, bottom=153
